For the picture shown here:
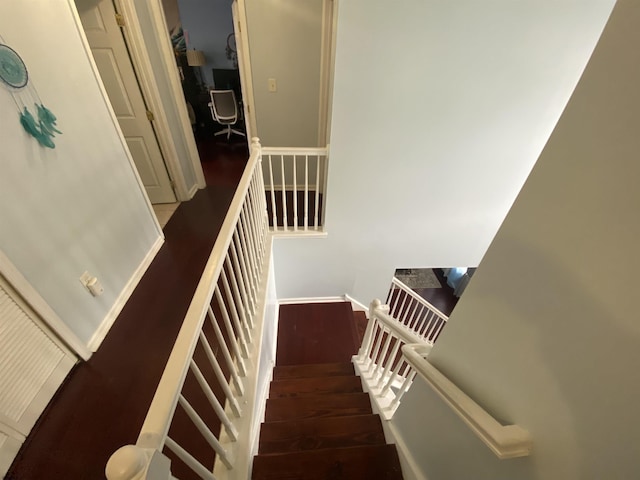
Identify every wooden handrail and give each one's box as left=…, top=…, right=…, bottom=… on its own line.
left=402, top=344, right=532, bottom=459
left=136, top=138, right=263, bottom=450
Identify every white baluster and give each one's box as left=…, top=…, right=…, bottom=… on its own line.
left=280, top=155, right=288, bottom=230
left=190, top=358, right=241, bottom=421
left=178, top=394, right=233, bottom=469
left=207, top=307, right=243, bottom=396
left=304, top=155, right=309, bottom=230
left=225, top=256, right=253, bottom=331
left=314, top=155, right=321, bottom=228
left=389, top=369, right=417, bottom=412
left=165, top=437, right=215, bottom=480
left=378, top=336, right=402, bottom=392
left=214, top=286, right=247, bottom=376
left=292, top=154, right=298, bottom=231
left=231, top=231, right=256, bottom=314
left=220, top=268, right=251, bottom=356
left=267, top=154, right=278, bottom=229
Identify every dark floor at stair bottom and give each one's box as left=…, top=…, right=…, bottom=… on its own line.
left=251, top=302, right=404, bottom=479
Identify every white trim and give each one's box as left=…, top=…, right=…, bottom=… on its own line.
left=87, top=236, right=164, bottom=352
left=317, top=0, right=334, bottom=147
left=322, top=0, right=339, bottom=146
left=113, top=0, right=189, bottom=201
left=384, top=421, right=429, bottom=480
left=234, top=0, right=257, bottom=141
left=147, top=0, right=206, bottom=191
left=352, top=358, right=427, bottom=480
left=0, top=248, right=90, bottom=361
left=249, top=364, right=272, bottom=462
left=119, top=0, right=206, bottom=197
left=344, top=293, right=369, bottom=316
left=187, top=182, right=199, bottom=200
left=261, top=147, right=329, bottom=156
left=278, top=296, right=345, bottom=305
left=271, top=230, right=328, bottom=239
left=68, top=0, right=163, bottom=236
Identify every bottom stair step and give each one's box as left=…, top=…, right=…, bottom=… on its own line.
left=252, top=444, right=403, bottom=480
left=259, top=414, right=385, bottom=454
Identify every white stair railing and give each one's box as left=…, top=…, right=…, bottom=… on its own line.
left=386, top=277, right=449, bottom=345
left=262, top=147, right=328, bottom=233
left=106, top=138, right=270, bottom=480
left=353, top=299, right=428, bottom=420
left=355, top=299, right=532, bottom=459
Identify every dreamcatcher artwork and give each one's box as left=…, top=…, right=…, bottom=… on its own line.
left=0, top=35, right=61, bottom=148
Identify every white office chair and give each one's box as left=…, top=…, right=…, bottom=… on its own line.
left=208, top=89, right=245, bottom=140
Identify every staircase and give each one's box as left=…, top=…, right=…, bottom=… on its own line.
left=251, top=303, right=404, bottom=479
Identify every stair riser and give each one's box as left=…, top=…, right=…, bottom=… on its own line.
left=273, top=362, right=355, bottom=380
left=269, top=376, right=363, bottom=398
left=259, top=414, right=385, bottom=454
left=252, top=444, right=403, bottom=480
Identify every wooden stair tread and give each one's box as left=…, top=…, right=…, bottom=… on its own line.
left=252, top=444, right=403, bottom=480
left=265, top=393, right=372, bottom=422
left=259, top=414, right=385, bottom=454
left=273, top=362, right=355, bottom=380
left=269, top=375, right=363, bottom=398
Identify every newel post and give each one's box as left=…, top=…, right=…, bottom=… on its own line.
left=106, top=445, right=171, bottom=480
left=251, top=137, right=261, bottom=155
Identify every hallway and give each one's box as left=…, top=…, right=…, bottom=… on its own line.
left=6, top=142, right=248, bottom=479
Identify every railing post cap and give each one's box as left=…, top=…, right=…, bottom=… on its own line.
left=105, top=445, right=149, bottom=480
left=251, top=137, right=261, bottom=146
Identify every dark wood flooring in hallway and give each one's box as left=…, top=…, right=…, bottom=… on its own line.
left=7, top=134, right=458, bottom=479
left=6, top=140, right=248, bottom=480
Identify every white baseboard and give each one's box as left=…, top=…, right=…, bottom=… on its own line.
left=344, top=294, right=369, bottom=317
left=278, top=294, right=370, bottom=319
left=352, top=356, right=427, bottom=480
left=250, top=364, right=273, bottom=459
left=278, top=296, right=345, bottom=305
left=87, top=236, right=164, bottom=352
left=385, top=421, right=429, bottom=480
left=187, top=182, right=199, bottom=200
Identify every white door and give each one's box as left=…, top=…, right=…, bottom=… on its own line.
left=0, top=277, right=76, bottom=477
left=76, top=0, right=177, bottom=204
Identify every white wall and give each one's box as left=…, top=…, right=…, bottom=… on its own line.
left=177, top=0, right=235, bottom=88
left=273, top=0, right=615, bottom=304
left=244, top=0, right=323, bottom=147
left=0, top=1, right=161, bottom=345
left=393, top=2, right=640, bottom=478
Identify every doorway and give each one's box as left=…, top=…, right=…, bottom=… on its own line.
left=161, top=0, right=249, bottom=145
left=75, top=0, right=178, bottom=205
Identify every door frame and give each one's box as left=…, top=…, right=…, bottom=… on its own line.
left=233, top=0, right=257, bottom=143
left=112, top=0, right=206, bottom=200
left=318, top=0, right=338, bottom=147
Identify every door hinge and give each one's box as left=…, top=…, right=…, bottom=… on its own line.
left=115, top=13, right=125, bottom=27
left=170, top=179, right=177, bottom=191
left=146, top=110, right=155, bottom=121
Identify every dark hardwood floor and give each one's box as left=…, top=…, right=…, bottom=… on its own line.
left=8, top=133, right=439, bottom=479
left=389, top=268, right=459, bottom=317
left=253, top=302, right=404, bottom=479
left=6, top=139, right=248, bottom=480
